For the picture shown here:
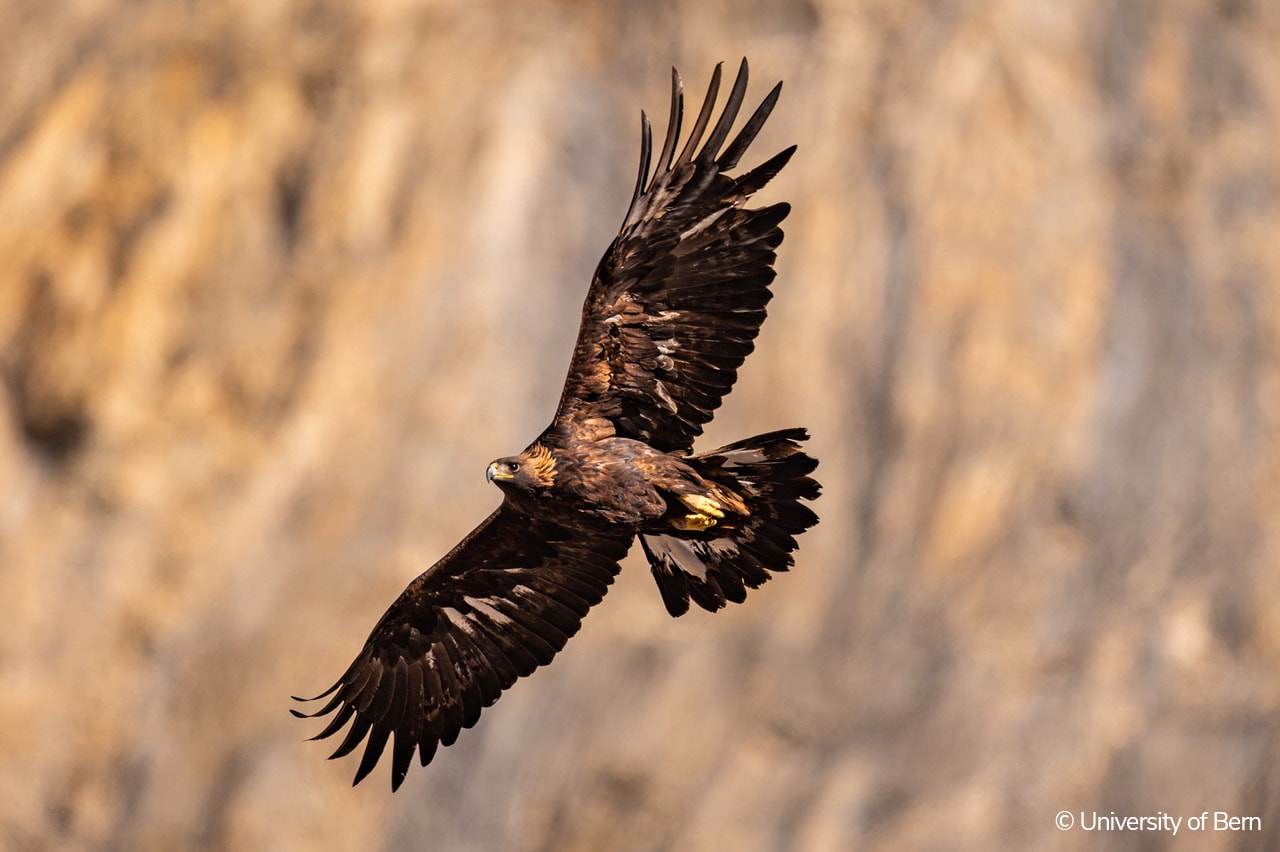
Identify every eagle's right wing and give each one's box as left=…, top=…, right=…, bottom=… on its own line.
left=293, top=506, right=632, bottom=790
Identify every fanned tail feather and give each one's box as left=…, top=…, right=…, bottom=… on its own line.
left=641, top=428, right=820, bottom=616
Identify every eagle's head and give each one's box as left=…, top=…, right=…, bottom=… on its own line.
left=486, top=443, right=557, bottom=493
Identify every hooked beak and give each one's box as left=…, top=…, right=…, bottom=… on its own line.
left=486, top=462, right=513, bottom=483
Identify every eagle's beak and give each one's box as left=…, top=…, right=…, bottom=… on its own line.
left=487, top=462, right=512, bottom=482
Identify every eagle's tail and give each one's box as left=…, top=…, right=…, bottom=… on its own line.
left=640, top=428, right=820, bottom=617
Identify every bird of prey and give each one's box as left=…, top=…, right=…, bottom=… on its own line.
left=293, top=58, right=820, bottom=790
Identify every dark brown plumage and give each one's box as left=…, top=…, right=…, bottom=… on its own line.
left=293, top=58, right=820, bottom=790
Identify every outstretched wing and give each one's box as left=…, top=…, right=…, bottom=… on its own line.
left=553, top=58, right=795, bottom=453
left=293, top=507, right=632, bottom=790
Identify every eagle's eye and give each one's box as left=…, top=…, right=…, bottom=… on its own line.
left=506, top=462, right=520, bottom=473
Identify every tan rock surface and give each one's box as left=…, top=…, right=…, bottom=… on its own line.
left=2, top=1, right=1278, bottom=849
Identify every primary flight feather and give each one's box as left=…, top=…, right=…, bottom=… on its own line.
left=294, top=58, right=820, bottom=791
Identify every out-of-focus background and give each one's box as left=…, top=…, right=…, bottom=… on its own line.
left=2, top=0, right=1278, bottom=849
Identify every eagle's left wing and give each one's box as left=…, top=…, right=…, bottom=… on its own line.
left=293, top=506, right=632, bottom=789
left=552, top=59, right=795, bottom=453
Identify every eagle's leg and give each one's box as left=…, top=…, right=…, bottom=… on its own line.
left=640, top=429, right=820, bottom=617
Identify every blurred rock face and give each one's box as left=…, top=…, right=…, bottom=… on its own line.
left=2, top=1, right=1278, bottom=849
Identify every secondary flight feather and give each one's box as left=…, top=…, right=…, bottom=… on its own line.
left=294, top=58, right=820, bottom=790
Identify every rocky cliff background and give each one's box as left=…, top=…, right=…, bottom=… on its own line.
left=2, top=0, right=1278, bottom=849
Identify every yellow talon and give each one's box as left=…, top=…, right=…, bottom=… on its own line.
left=673, top=512, right=718, bottom=531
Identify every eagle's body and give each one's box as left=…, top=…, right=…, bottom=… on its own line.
left=489, top=435, right=736, bottom=529
left=295, top=59, right=821, bottom=790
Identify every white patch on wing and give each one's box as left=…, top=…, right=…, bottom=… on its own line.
left=680, top=208, right=729, bottom=240
left=442, top=606, right=478, bottom=635
left=652, top=380, right=678, bottom=412
left=464, top=595, right=516, bottom=627
left=655, top=338, right=679, bottom=372
left=511, top=584, right=549, bottom=606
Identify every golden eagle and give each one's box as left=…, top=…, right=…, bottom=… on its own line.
left=294, top=59, right=820, bottom=790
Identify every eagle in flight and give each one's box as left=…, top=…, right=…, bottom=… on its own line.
left=294, top=58, right=820, bottom=790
